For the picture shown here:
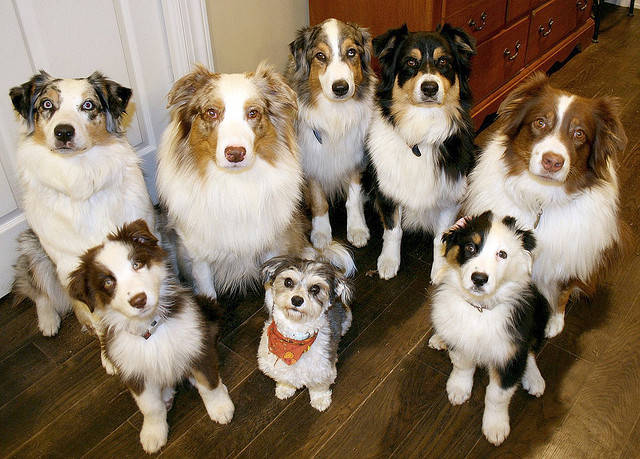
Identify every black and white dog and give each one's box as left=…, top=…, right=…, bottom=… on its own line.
left=366, top=24, right=476, bottom=280
left=429, top=211, right=549, bottom=446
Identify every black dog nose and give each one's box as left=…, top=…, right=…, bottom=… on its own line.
left=291, top=295, right=304, bottom=307
left=54, top=124, right=75, bottom=142
left=471, top=272, right=489, bottom=287
left=421, top=81, right=439, bottom=97
left=332, top=80, right=349, bottom=97
left=129, top=292, right=147, bottom=309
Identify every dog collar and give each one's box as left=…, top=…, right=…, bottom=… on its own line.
left=142, top=315, right=163, bottom=340
left=534, top=202, right=543, bottom=229
left=467, top=300, right=487, bottom=313
left=411, top=144, right=422, bottom=157
left=313, top=128, right=323, bottom=144
left=267, top=321, right=317, bottom=365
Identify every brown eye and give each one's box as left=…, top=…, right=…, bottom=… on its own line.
left=284, top=277, right=294, bottom=288
left=498, top=250, right=507, bottom=259
left=315, top=52, right=326, bottom=62
left=574, top=129, right=585, bottom=140
left=206, top=108, right=218, bottom=119
left=81, top=100, right=94, bottom=111
left=132, top=260, right=144, bottom=271
left=346, top=48, right=357, bottom=58
left=407, top=58, right=418, bottom=68
left=533, top=118, right=546, bottom=129
left=437, top=56, right=449, bottom=66
left=103, top=277, right=114, bottom=289
left=247, top=109, right=259, bottom=119
left=310, top=285, right=320, bottom=295
left=42, top=99, right=53, bottom=110
left=464, top=242, right=476, bottom=255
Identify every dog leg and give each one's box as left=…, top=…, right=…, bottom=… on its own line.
left=192, top=259, right=217, bottom=299
left=307, top=179, right=332, bottom=249
left=430, top=205, right=460, bottom=283
left=191, top=371, right=234, bottom=424
left=446, top=348, right=475, bottom=405
left=275, top=381, right=297, bottom=399
left=377, top=205, right=402, bottom=280
left=538, top=281, right=563, bottom=338
left=131, top=383, right=168, bottom=454
left=428, top=332, right=448, bottom=351
left=482, top=368, right=516, bottom=446
left=309, top=385, right=332, bottom=411
left=521, top=352, right=545, bottom=397
left=35, top=295, right=61, bottom=337
left=162, top=386, right=176, bottom=411
left=346, top=173, right=369, bottom=248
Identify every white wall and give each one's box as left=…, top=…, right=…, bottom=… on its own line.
left=206, top=0, right=309, bottom=74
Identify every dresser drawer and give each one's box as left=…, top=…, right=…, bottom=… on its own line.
left=575, top=0, right=592, bottom=26
left=507, top=0, right=531, bottom=22
left=445, top=0, right=508, bottom=44
left=526, top=0, right=578, bottom=63
left=444, top=0, right=469, bottom=16
left=470, top=15, right=530, bottom=101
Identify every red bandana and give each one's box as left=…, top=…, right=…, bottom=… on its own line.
left=267, top=321, right=317, bottom=365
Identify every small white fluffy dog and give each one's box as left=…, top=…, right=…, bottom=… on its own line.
left=68, top=220, right=234, bottom=454
left=257, top=256, right=352, bottom=411
left=10, top=70, right=154, bottom=336
left=429, top=211, right=549, bottom=446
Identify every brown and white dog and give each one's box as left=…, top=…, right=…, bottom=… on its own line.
left=156, top=63, right=354, bottom=299
left=68, top=220, right=234, bottom=454
left=462, top=73, right=627, bottom=337
left=10, top=71, right=155, bottom=336
left=287, top=18, right=376, bottom=249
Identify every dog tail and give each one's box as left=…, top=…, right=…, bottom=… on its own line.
left=302, top=240, right=356, bottom=277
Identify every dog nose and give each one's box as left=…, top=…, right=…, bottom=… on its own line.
left=291, top=295, right=304, bottom=307
left=471, top=272, right=489, bottom=287
left=54, top=124, right=75, bottom=142
left=129, top=292, right=147, bottom=309
left=224, top=146, right=246, bottom=163
left=332, top=80, right=349, bottom=97
left=421, top=81, right=439, bottom=97
left=541, top=153, right=565, bottom=173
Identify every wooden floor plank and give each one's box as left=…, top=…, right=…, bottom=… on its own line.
left=0, top=342, right=55, bottom=407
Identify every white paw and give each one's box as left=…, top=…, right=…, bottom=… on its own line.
left=202, top=383, right=235, bottom=424
left=446, top=374, right=472, bottom=405
left=347, top=225, right=370, bottom=248
left=428, top=333, right=448, bottom=351
left=37, top=309, right=61, bottom=337
left=310, top=390, right=332, bottom=411
left=140, top=420, right=168, bottom=454
left=482, top=410, right=510, bottom=446
left=275, top=382, right=296, bottom=400
left=377, top=254, right=400, bottom=280
left=522, top=370, right=545, bottom=397
left=101, top=353, right=117, bottom=375
left=311, top=228, right=332, bottom=249
left=545, top=312, right=565, bottom=338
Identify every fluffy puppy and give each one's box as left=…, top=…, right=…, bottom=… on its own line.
left=257, top=256, right=352, bottom=411
left=156, top=63, right=354, bottom=299
left=68, top=220, right=234, bottom=454
left=366, top=24, right=476, bottom=280
left=287, top=18, right=376, bottom=249
left=462, top=74, right=626, bottom=337
left=10, top=70, right=155, bottom=336
left=429, top=211, right=549, bottom=446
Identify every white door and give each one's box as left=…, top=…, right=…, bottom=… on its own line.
left=0, top=0, right=214, bottom=296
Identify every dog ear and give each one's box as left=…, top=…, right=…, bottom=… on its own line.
left=68, top=262, right=95, bottom=313
left=9, top=70, right=53, bottom=132
left=373, top=24, right=408, bottom=62
left=333, top=275, right=353, bottom=306
left=439, top=23, right=476, bottom=72
left=591, top=96, right=627, bottom=179
left=498, top=72, right=548, bottom=138
left=167, top=64, right=215, bottom=138
left=87, top=71, right=132, bottom=134
left=253, top=62, right=298, bottom=145
left=111, top=219, right=158, bottom=247
left=261, top=256, right=293, bottom=286
left=289, top=25, right=316, bottom=77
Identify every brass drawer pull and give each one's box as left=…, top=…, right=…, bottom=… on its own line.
left=469, top=11, right=488, bottom=31
left=504, top=41, right=522, bottom=61
left=539, top=18, right=554, bottom=37
left=576, top=0, right=589, bottom=11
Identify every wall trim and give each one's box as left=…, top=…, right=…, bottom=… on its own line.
left=161, top=0, right=215, bottom=81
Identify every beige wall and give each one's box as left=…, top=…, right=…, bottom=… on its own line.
left=206, top=0, right=309, bottom=74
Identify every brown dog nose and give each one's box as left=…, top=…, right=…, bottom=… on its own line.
left=129, top=292, right=147, bottom=309
left=224, top=146, right=246, bottom=163
left=541, top=153, right=565, bottom=173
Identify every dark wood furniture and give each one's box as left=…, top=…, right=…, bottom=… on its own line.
left=310, top=0, right=595, bottom=128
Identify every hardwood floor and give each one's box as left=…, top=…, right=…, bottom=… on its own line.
left=1, top=5, right=638, bottom=457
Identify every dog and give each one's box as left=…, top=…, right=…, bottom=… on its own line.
left=366, top=24, right=476, bottom=280
left=9, top=70, right=155, bottom=336
left=156, top=63, right=354, bottom=299
left=462, top=73, right=626, bottom=337
left=287, top=18, right=376, bottom=249
left=257, top=256, right=352, bottom=411
left=67, top=220, right=235, bottom=454
left=428, top=211, right=549, bottom=446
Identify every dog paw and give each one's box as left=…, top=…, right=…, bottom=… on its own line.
left=377, top=254, right=400, bottom=280
left=309, top=390, right=332, bottom=412
left=101, top=354, right=117, bottom=376
left=140, top=420, right=168, bottom=454
left=203, top=383, right=235, bottom=424
left=347, top=226, right=370, bottom=248
left=522, top=370, right=545, bottom=398
left=446, top=374, right=472, bottom=405
left=482, top=410, right=510, bottom=446
left=275, top=382, right=297, bottom=400
left=37, top=310, right=61, bottom=337
left=545, top=312, right=565, bottom=338
left=428, top=333, right=448, bottom=351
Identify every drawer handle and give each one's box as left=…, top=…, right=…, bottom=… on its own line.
left=539, top=19, right=554, bottom=37
left=576, top=0, right=589, bottom=11
left=504, top=41, right=522, bottom=61
left=468, top=11, right=488, bottom=31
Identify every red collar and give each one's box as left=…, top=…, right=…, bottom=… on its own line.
left=267, top=321, right=317, bottom=365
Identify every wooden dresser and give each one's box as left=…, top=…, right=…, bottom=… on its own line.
left=309, top=0, right=595, bottom=128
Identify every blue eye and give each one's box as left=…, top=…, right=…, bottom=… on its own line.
left=82, top=100, right=94, bottom=110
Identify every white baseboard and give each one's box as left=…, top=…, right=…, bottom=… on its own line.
left=605, top=0, right=638, bottom=9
